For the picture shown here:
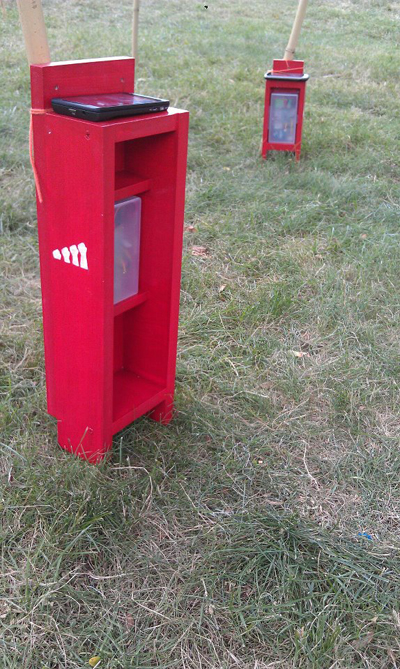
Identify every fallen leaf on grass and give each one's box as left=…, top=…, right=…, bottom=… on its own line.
left=388, top=648, right=397, bottom=667
left=291, top=350, right=310, bottom=358
left=351, top=631, right=374, bottom=650
left=191, top=245, right=209, bottom=258
left=89, top=657, right=101, bottom=668
left=264, top=498, right=283, bottom=506
left=392, top=609, right=400, bottom=629
left=125, top=613, right=135, bottom=629
left=218, top=284, right=227, bottom=293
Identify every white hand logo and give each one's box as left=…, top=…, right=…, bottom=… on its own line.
left=52, top=243, right=89, bottom=270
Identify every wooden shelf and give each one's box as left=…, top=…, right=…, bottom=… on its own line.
left=114, top=291, right=148, bottom=317
left=112, top=370, right=165, bottom=433
left=115, top=171, right=151, bottom=200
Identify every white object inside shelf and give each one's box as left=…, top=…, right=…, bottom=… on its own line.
left=114, top=196, right=141, bottom=304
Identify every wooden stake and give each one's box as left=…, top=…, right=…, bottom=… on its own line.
left=16, top=0, right=50, bottom=65
left=283, top=0, right=308, bottom=61
left=132, top=0, right=140, bottom=60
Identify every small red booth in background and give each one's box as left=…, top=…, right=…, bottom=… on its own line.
left=262, top=58, right=309, bottom=161
left=31, top=57, right=189, bottom=462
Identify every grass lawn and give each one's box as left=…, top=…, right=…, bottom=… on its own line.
left=1, top=0, right=400, bottom=666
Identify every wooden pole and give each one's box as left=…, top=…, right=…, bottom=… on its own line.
left=283, top=0, right=308, bottom=61
left=132, top=0, right=140, bottom=60
left=16, top=0, right=50, bottom=65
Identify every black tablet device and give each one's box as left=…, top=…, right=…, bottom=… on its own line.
left=51, top=92, right=170, bottom=122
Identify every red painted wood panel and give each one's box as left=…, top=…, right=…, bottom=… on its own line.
left=31, top=57, right=135, bottom=110
left=31, top=59, right=189, bottom=461
left=262, top=59, right=308, bottom=161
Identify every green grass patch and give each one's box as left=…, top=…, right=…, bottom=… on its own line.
left=1, top=0, right=400, bottom=666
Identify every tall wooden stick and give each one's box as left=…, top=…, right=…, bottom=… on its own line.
left=132, top=0, right=140, bottom=60
left=16, top=0, right=50, bottom=65
left=283, top=0, right=308, bottom=61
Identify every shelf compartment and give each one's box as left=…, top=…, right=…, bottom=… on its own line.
left=115, top=171, right=151, bottom=200
left=114, top=290, right=148, bottom=317
left=112, top=370, right=165, bottom=433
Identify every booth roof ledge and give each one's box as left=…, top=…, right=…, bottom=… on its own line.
left=32, top=56, right=134, bottom=69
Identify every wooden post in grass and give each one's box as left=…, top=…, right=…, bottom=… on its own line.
left=283, top=0, right=308, bottom=60
left=16, top=0, right=50, bottom=64
left=132, top=0, right=140, bottom=59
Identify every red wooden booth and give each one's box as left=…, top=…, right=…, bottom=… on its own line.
left=262, top=58, right=309, bottom=161
left=31, top=58, right=189, bottom=462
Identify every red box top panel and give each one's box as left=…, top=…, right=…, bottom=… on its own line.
left=31, top=57, right=135, bottom=110
left=272, top=59, right=304, bottom=75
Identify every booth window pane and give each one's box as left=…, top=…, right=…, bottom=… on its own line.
left=268, top=92, right=298, bottom=144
